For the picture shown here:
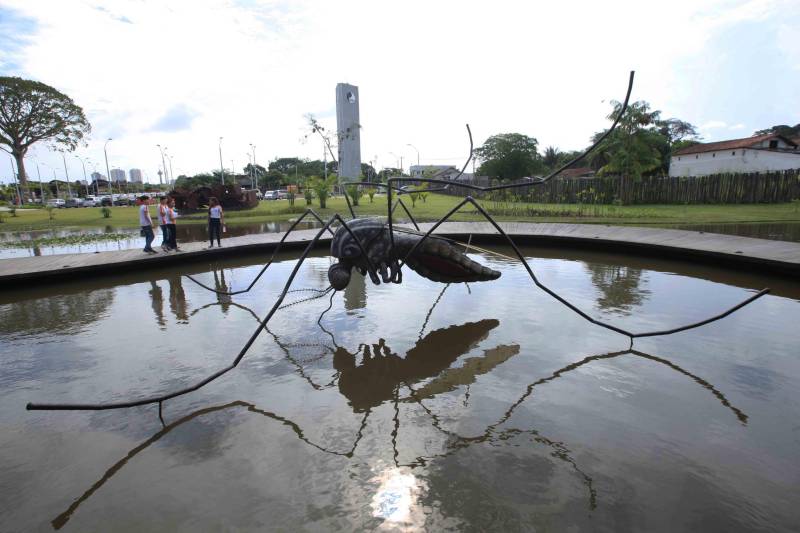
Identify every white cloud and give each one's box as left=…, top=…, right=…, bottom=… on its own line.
left=2, top=0, right=797, bottom=182
left=700, top=121, right=728, bottom=130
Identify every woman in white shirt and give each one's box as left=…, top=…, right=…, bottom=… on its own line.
left=207, top=197, right=225, bottom=248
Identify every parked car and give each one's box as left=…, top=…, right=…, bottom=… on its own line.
left=65, top=198, right=83, bottom=208
left=82, top=196, right=98, bottom=207
left=46, top=199, right=65, bottom=208
left=276, top=190, right=290, bottom=200
left=113, top=196, right=131, bottom=206
left=99, top=196, right=113, bottom=206
left=263, top=190, right=279, bottom=200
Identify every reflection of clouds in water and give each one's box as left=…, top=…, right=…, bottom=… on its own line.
left=370, top=466, right=427, bottom=530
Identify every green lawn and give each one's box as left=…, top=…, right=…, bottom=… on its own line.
left=1, top=194, right=799, bottom=231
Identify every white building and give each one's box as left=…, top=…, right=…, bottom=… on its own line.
left=109, top=168, right=127, bottom=182
left=129, top=168, right=143, bottom=183
left=409, top=165, right=454, bottom=178
left=669, top=133, right=800, bottom=177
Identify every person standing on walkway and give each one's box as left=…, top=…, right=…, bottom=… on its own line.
left=207, top=197, right=225, bottom=248
left=167, top=197, right=181, bottom=252
left=158, top=196, right=172, bottom=251
left=137, top=195, right=157, bottom=254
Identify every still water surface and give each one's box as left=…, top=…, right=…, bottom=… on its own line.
left=0, top=247, right=798, bottom=531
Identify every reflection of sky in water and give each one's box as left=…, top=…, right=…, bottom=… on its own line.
left=371, top=466, right=426, bottom=529
left=0, top=247, right=798, bottom=531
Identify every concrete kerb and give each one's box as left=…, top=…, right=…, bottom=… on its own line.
left=0, top=222, right=798, bottom=288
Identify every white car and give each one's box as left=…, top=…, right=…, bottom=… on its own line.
left=46, top=199, right=65, bottom=208
left=82, top=197, right=98, bottom=207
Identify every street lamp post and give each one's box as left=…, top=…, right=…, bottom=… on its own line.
left=74, top=155, right=89, bottom=196
left=8, top=155, right=22, bottom=205
left=249, top=143, right=257, bottom=190
left=51, top=168, right=59, bottom=198
left=218, top=137, right=224, bottom=184
left=166, top=155, right=174, bottom=185
left=35, top=162, right=45, bottom=201
left=156, top=144, right=167, bottom=186
left=61, top=153, right=73, bottom=199
left=103, top=138, right=113, bottom=197
left=389, top=152, right=404, bottom=175
left=406, top=143, right=420, bottom=171
left=246, top=153, right=254, bottom=190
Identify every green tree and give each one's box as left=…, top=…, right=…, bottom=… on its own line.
left=542, top=146, right=561, bottom=170
left=753, top=124, right=800, bottom=137
left=590, top=101, right=665, bottom=179
left=475, top=133, right=543, bottom=180
left=0, top=77, right=91, bottom=192
left=345, top=184, right=363, bottom=206
left=308, top=175, right=337, bottom=209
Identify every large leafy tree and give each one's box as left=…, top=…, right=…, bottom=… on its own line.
left=753, top=124, right=800, bottom=138
left=0, top=77, right=91, bottom=191
left=590, top=101, right=666, bottom=178
left=475, top=133, right=543, bottom=180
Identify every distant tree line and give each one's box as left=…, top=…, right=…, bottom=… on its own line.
left=475, top=100, right=702, bottom=182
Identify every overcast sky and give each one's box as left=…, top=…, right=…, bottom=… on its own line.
left=1, top=0, right=798, bottom=184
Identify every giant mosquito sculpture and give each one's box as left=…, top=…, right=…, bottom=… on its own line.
left=26, top=71, right=768, bottom=416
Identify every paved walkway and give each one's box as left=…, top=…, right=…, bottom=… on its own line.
left=0, top=222, right=798, bottom=286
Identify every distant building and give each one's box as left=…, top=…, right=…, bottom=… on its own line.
left=558, top=167, right=595, bottom=178
left=110, top=168, right=126, bottom=182
left=91, top=171, right=106, bottom=182
left=669, top=133, right=800, bottom=177
left=129, top=168, right=143, bottom=183
left=409, top=165, right=455, bottom=178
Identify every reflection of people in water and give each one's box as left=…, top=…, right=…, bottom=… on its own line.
left=213, top=269, right=232, bottom=313
left=333, top=319, right=519, bottom=412
left=167, top=275, right=188, bottom=323
left=149, top=281, right=165, bottom=328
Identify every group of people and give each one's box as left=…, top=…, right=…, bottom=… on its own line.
left=137, top=195, right=225, bottom=254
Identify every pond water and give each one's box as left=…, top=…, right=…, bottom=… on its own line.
left=0, top=246, right=798, bottom=532
left=663, top=222, right=800, bottom=243
left=0, top=221, right=320, bottom=259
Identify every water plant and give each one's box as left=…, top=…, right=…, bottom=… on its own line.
left=0, top=232, right=131, bottom=249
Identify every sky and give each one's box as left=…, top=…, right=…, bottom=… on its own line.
left=1, top=0, right=798, bottom=184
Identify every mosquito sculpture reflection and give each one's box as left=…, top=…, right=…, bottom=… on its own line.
left=48, top=289, right=751, bottom=530
left=26, top=70, right=768, bottom=416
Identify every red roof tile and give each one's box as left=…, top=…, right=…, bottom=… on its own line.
left=673, top=133, right=798, bottom=155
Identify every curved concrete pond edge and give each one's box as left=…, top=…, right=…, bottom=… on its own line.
left=0, top=222, right=798, bottom=287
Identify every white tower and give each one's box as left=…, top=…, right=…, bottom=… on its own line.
left=336, top=83, right=361, bottom=183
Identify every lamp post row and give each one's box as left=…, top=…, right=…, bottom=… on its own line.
left=7, top=137, right=269, bottom=201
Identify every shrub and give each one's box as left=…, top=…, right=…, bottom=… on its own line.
left=9, top=206, right=17, bottom=217
left=345, top=184, right=363, bottom=207
left=303, top=188, right=313, bottom=206
left=101, top=206, right=112, bottom=218
left=46, top=205, right=56, bottom=221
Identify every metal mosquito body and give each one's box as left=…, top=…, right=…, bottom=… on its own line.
left=327, top=218, right=500, bottom=289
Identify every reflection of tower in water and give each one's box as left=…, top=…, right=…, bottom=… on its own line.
left=343, top=270, right=367, bottom=312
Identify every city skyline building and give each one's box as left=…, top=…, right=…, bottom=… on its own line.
left=129, top=168, right=143, bottom=183
left=110, top=168, right=126, bottom=182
